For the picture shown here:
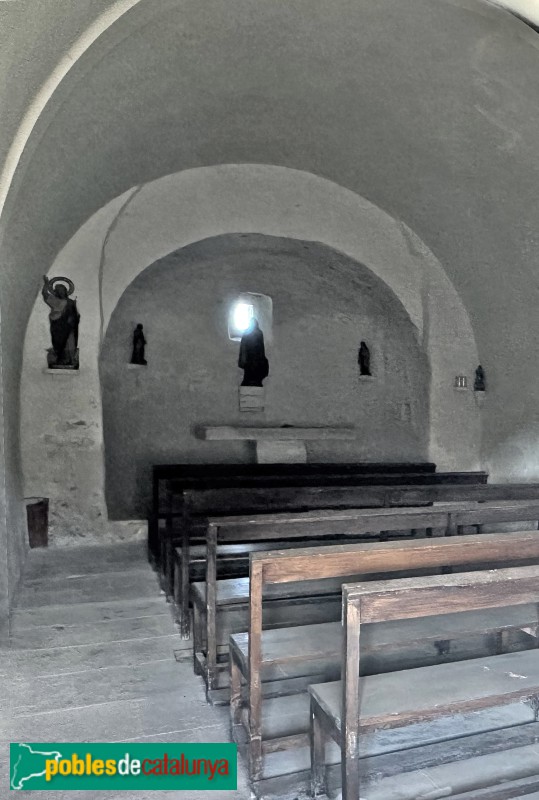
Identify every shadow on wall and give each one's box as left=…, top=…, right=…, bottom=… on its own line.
left=99, top=234, right=430, bottom=519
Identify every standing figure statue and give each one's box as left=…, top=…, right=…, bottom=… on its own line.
left=41, top=276, right=80, bottom=369
left=474, top=365, right=486, bottom=392
left=131, top=324, right=147, bottom=365
left=238, top=319, right=269, bottom=387
left=358, top=341, right=371, bottom=376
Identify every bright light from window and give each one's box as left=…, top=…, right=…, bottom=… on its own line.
left=233, top=302, right=254, bottom=333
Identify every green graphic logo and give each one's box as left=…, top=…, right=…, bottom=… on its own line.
left=10, top=743, right=237, bottom=790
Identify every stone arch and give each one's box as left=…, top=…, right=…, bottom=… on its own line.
left=100, top=233, right=432, bottom=518
left=20, top=165, right=480, bottom=540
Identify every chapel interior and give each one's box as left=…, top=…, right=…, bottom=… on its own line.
left=2, top=1, right=539, bottom=798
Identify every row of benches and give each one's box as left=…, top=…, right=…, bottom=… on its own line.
left=312, top=563, right=539, bottom=800
left=227, top=526, right=539, bottom=793
left=148, top=468, right=539, bottom=796
left=158, top=480, right=539, bottom=640
left=150, top=461, right=488, bottom=565
left=181, top=499, right=539, bottom=696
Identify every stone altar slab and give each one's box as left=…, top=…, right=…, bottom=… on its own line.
left=197, top=425, right=356, bottom=463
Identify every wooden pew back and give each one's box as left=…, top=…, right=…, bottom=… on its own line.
left=184, top=480, right=521, bottom=518
left=246, top=529, right=539, bottom=782
left=339, top=565, right=539, bottom=800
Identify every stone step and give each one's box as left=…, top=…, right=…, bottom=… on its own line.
left=2, top=679, right=224, bottom=743
left=9, top=659, right=184, bottom=716
left=11, top=597, right=169, bottom=630
left=15, top=571, right=161, bottom=609
left=22, top=564, right=152, bottom=586
left=23, top=541, right=147, bottom=568
left=9, top=612, right=177, bottom=649
left=22, top=543, right=149, bottom=581
left=0, top=634, right=182, bottom=678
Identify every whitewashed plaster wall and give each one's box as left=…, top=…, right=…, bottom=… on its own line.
left=0, top=305, right=10, bottom=637
left=20, top=165, right=480, bottom=542
left=101, top=236, right=430, bottom=518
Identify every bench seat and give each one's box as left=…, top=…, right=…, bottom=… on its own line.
left=191, top=575, right=360, bottom=607
left=230, top=604, right=539, bottom=674
left=310, top=648, right=539, bottom=738
left=179, top=535, right=408, bottom=566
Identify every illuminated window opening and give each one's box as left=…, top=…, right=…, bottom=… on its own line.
left=228, top=292, right=273, bottom=342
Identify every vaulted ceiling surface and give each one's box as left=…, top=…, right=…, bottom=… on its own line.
left=1, top=0, right=539, bottom=474
left=2, top=0, right=539, bottom=314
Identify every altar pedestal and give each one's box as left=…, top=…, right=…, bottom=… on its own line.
left=197, top=426, right=356, bottom=464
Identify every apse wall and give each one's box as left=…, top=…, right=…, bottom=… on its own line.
left=19, top=166, right=480, bottom=544
left=100, top=236, right=430, bottom=518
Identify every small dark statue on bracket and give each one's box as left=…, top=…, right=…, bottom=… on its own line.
left=358, top=341, right=371, bottom=376
left=41, top=276, right=80, bottom=369
left=131, top=323, right=147, bottom=365
left=474, top=365, right=486, bottom=392
left=238, top=318, right=269, bottom=387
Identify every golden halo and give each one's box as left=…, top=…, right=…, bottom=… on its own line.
left=50, top=276, right=75, bottom=296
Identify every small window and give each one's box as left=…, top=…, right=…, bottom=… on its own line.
left=230, top=301, right=254, bottom=339
left=228, top=292, right=273, bottom=342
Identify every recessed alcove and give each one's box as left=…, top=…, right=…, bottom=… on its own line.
left=99, top=233, right=430, bottom=519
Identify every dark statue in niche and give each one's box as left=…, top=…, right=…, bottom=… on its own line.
left=358, top=341, right=371, bottom=376
left=131, top=323, right=147, bottom=365
left=41, top=276, right=80, bottom=369
left=474, top=365, right=486, bottom=392
left=238, top=318, right=269, bottom=387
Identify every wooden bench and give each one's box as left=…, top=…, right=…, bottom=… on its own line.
left=236, top=528, right=539, bottom=785
left=310, top=565, right=539, bottom=800
left=157, top=476, right=490, bottom=595
left=176, top=503, right=459, bottom=638
left=176, top=495, right=539, bottom=616
left=168, top=479, right=524, bottom=630
left=150, top=461, right=439, bottom=559
left=190, top=500, right=539, bottom=689
left=192, top=505, right=452, bottom=688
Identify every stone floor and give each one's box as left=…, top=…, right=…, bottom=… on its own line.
left=2, top=542, right=539, bottom=800
left=0, top=542, right=251, bottom=800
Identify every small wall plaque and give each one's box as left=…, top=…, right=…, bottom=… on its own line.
left=239, top=386, right=265, bottom=412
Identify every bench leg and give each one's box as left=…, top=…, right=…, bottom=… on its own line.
left=173, top=550, right=181, bottom=616
left=249, top=734, right=263, bottom=787
left=193, top=604, right=204, bottom=676
left=205, top=528, right=218, bottom=694
left=165, top=533, right=175, bottom=599
left=159, top=518, right=170, bottom=583
left=229, top=648, right=243, bottom=742
left=310, top=698, right=327, bottom=799
left=180, top=527, right=191, bottom=639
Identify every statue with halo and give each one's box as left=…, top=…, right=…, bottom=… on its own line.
left=41, top=275, right=80, bottom=369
